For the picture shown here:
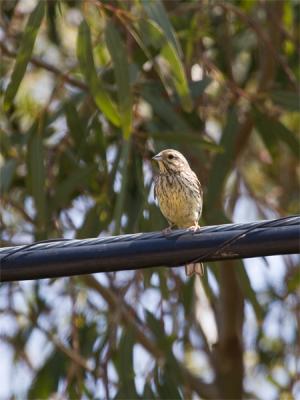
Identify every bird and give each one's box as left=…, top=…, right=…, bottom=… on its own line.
left=152, top=149, right=204, bottom=276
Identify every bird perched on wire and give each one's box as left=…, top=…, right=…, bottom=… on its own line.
left=152, top=149, right=204, bottom=276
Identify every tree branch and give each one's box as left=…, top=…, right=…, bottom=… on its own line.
left=81, top=275, right=219, bottom=399
left=0, top=40, right=88, bottom=91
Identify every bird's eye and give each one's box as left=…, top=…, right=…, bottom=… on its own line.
left=168, top=154, right=174, bottom=160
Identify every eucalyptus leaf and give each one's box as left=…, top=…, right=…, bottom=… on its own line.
left=77, top=20, right=120, bottom=127
left=105, top=22, right=133, bottom=139
left=4, top=1, right=45, bottom=109
left=0, top=159, right=17, bottom=193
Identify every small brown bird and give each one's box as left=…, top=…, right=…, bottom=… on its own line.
left=152, top=149, right=204, bottom=276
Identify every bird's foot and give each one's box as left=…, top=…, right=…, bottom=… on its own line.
left=162, top=226, right=173, bottom=236
left=187, top=223, right=200, bottom=233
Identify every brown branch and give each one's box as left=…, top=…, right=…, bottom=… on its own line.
left=81, top=274, right=219, bottom=399
left=220, top=2, right=297, bottom=89
left=0, top=40, right=88, bottom=91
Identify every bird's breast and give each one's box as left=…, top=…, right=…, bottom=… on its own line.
left=155, top=173, right=202, bottom=228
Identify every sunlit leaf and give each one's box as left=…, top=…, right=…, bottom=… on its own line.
left=138, top=20, right=192, bottom=111
left=105, top=21, right=133, bottom=139
left=4, top=2, right=45, bottom=109
left=77, top=20, right=120, bottom=126
left=141, top=0, right=182, bottom=57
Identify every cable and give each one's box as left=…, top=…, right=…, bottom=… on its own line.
left=0, top=215, right=299, bottom=282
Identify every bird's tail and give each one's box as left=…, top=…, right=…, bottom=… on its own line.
left=185, top=262, right=204, bottom=277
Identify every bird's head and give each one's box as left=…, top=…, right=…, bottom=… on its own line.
left=152, top=149, right=191, bottom=173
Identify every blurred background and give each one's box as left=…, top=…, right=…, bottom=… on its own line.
left=0, top=0, right=299, bottom=398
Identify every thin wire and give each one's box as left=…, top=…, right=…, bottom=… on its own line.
left=191, top=215, right=300, bottom=264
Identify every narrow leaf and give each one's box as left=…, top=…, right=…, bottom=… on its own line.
left=206, top=108, right=239, bottom=211
left=4, top=2, right=45, bottom=109
left=27, top=118, right=47, bottom=239
left=0, top=159, right=17, bottom=193
left=138, top=20, right=192, bottom=111
left=64, top=102, right=86, bottom=148
left=236, top=260, right=264, bottom=322
left=53, top=166, right=94, bottom=209
left=271, top=90, right=300, bottom=111
left=141, top=84, right=190, bottom=131
left=113, top=141, right=130, bottom=234
left=105, top=22, right=132, bottom=139
left=161, top=41, right=193, bottom=111
left=77, top=20, right=120, bottom=126
left=150, top=131, right=223, bottom=152
left=115, top=329, right=139, bottom=400
left=141, top=0, right=182, bottom=57
left=253, top=108, right=300, bottom=158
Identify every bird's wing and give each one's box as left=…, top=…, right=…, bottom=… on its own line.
left=153, top=176, right=157, bottom=200
left=191, top=171, right=203, bottom=199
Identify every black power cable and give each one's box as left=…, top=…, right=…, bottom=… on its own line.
left=0, top=215, right=299, bottom=282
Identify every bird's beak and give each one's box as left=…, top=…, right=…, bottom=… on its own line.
left=152, top=153, right=162, bottom=162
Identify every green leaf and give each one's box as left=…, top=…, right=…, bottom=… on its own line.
left=27, top=118, right=47, bottom=239
left=28, top=349, right=67, bottom=398
left=180, top=275, right=195, bottom=316
left=151, top=131, right=223, bottom=152
left=76, top=204, right=100, bottom=239
left=142, top=383, right=156, bottom=400
left=206, top=108, right=239, bottom=213
left=124, top=151, right=145, bottom=233
left=189, top=77, right=212, bottom=98
left=141, top=84, right=190, bottom=131
left=53, top=166, right=94, bottom=209
left=141, top=0, right=182, bottom=57
left=64, top=102, right=86, bottom=149
left=77, top=20, right=120, bottom=127
left=155, top=356, right=183, bottom=400
left=115, top=329, right=139, bottom=400
left=236, top=260, right=264, bottom=322
left=161, top=41, right=193, bottom=111
left=138, top=20, right=192, bottom=112
left=105, top=22, right=133, bottom=139
left=146, top=310, right=173, bottom=350
left=0, top=159, right=17, bottom=193
left=253, top=108, right=300, bottom=158
left=271, top=90, right=300, bottom=111
left=113, top=140, right=130, bottom=235
left=4, top=2, right=45, bottom=109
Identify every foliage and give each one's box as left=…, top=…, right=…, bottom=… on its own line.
left=0, top=0, right=299, bottom=399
